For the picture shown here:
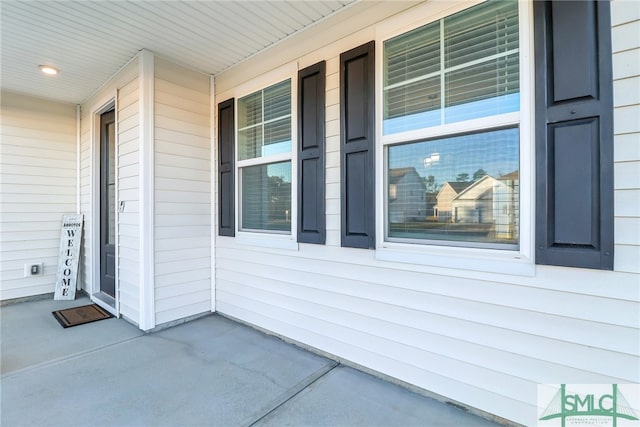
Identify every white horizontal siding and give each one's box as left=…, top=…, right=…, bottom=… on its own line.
left=216, top=244, right=639, bottom=426
left=613, top=11, right=640, bottom=275
left=611, top=0, right=640, bottom=26
left=153, top=57, right=211, bottom=325
left=326, top=58, right=342, bottom=246
left=213, top=3, right=640, bottom=426
left=0, top=91, right=76, bottom=300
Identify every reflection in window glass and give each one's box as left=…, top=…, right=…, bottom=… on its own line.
left=387, top=128, right=519, bottom=247
left=383, top=0, right=519, bottom=134
left=238, top=80, right=291, bottom=160
left=242, top=161, right=292, bottom=232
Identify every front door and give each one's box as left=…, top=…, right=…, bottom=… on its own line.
left=100, top=110, right=116, bottom=298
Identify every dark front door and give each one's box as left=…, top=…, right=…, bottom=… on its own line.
left=100, top=110, right=116, bottom=298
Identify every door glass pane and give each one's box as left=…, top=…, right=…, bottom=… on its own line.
left=107, top=122, right=116, bottom=245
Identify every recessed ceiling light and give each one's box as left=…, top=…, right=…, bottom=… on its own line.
left=39, top=65, right=59, bottom=75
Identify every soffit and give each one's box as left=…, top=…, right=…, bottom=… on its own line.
left=0, top=0, right=354, bottom=104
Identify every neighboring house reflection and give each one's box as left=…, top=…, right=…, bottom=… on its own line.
left=436, top=172, right=519, bottom=239
left=388, top=167, right=427, bottom=223
left=434, top=181, right=471, bottom=223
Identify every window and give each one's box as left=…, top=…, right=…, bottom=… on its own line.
left=237, top=80, right=293, bottom=233
left=382, top=0, right=521, bottom=250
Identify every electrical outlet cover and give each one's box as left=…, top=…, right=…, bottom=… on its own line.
left=24, top=263, right=43, bottom=277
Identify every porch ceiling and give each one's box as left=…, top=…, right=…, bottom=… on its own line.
left=0, top=0, right=355, bottom=104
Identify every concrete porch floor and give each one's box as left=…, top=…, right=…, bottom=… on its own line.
left=1, top=296, right=500, bottom=426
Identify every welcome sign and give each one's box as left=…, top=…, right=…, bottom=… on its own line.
left=54, top=214, right=84, bottom=300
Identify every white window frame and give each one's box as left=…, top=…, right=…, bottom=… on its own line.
left=374, top=0, right=535, bottom=276
left=233, top=63, right=299, bottom=250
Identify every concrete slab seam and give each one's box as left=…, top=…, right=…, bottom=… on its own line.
left=0, top=335, right=144, bottom=380
left=245, top=361, right=340, bottom=427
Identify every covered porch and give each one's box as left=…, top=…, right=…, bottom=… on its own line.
left=0, top=296, right=498, bottom=426
left=2, top=1, right=639, bottom=425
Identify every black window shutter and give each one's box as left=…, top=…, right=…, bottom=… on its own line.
left=340, top=41, right=375, bottom=249
left=298, top=61, right=326, bottom=244
left=218, top=98, right=235, bottom=237
left=534, top=1, right=614, bottom=269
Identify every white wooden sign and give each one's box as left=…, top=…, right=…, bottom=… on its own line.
left=54, top=214, right=84, bottom=300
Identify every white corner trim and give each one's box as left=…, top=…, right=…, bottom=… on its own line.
left=90, top=108, right=98, bottom=298
left=114, top=94, right=121, bottom=317
left=139, top=49, right=156, bottom=331
left=210, top=74, right=217, bottom=313
left=76, top=104, right=81, bottom=214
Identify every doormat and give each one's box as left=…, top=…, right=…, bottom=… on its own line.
left=52, top=304, right=113, bottom=328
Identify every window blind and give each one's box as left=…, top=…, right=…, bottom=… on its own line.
left=383, top=0, right=519, bottom=134
left=238, top=80, right=291, bottom=160
left=241, top=161, right=292, bottom=232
